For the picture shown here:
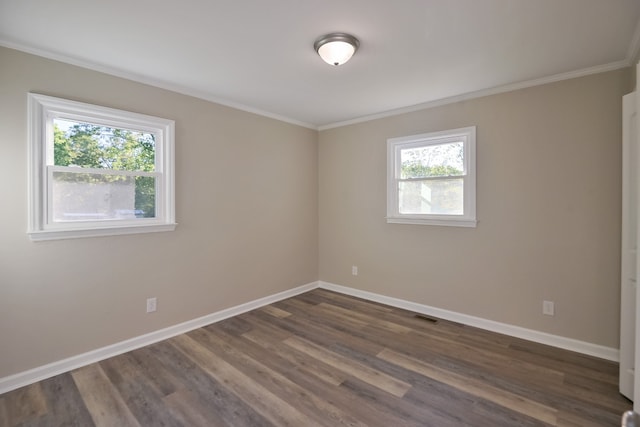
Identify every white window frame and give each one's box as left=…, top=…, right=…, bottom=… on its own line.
left=27, top=93, right=176, bottom=241
left=386, top=126, right=477, bottom=227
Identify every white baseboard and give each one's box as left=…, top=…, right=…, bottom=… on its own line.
left=0, top=278, right=619, bottom=395
left=318, top=281, right=619, bottom=362
left=0, top=281, right=318, bottom=395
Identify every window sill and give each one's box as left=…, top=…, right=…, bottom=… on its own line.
left=386, top=217, right=477, bottom=228
left=28, top=223, right=177, bottom=241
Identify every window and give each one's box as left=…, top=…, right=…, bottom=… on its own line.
left=28, top=93, right=176, bottom=240
left=387, top=126, right=476, bottom=227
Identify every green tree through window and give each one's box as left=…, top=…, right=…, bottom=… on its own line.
left=53, top=120, right=156, bottom=218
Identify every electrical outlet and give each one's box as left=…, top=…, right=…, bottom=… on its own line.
left=146, top=297, right=157, bottom=313
left=542, top=300, right=554, bottom=316
left=352, top=265, right=358, bottom=276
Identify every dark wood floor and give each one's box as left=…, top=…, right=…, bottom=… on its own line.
left=0, top=289, right=631, bottom=426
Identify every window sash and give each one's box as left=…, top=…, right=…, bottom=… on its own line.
left=397, top=175, right=467, bottom=183
left=49, top=117, right=159, bottom=173
left=398, top=140, right=466, bottom=179
left=397, top=177, right=465, bottom=216
left=45, top=166, right=163, bottom=230
left=48, top=165, right=157, bottom=178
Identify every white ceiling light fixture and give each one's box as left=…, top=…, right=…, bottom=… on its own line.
left=314, top=32, right=360, bottom=66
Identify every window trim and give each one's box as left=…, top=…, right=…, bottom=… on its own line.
left=27, top=93, right=176, bottom=241
left=386, top=126, right=477, bottom=227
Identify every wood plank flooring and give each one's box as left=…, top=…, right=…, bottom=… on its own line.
left=0, top=289, right=631, bottom=426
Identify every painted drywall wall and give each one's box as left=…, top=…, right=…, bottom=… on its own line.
left=318, top=68, right=632, bottom=348
left=0, top=47, right=318, bottom=377
left=0, top=43, right=633, bottom=380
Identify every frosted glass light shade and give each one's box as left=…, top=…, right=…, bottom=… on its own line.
left=314, top=33, right=359, bottom=66
left=318, top=41, right=355, bottom=66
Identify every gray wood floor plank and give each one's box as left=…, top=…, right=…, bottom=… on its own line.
left=0, top=289, right=631, bottom=426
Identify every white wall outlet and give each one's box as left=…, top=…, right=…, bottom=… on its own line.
left=352, top=265, right=358, bottom=276
left=146, top=297, right=157, bottom=313
left=542, top=300, right=554, bottom=316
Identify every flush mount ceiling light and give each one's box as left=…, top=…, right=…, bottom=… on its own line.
left=314, top=32, right=360, bottom=66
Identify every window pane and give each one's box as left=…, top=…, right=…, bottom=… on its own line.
left=53, top=119, right=155, bottom=172
left=399, top=178, right=463, bottom=215
left=51, top=171, right=156, bottom=221
left=400, top=142, right=464, bottom=179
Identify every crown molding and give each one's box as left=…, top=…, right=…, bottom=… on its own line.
left=2, top=34, right=637, bottom=133
left=0, top=38, right=318, bottom=130
left=628, top=18, right=640, bottom=66
left=318, top=59, right=631, bottom=130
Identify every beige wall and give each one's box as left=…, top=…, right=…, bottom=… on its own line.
left=319, top=68, right=632, bottom=348
left=0, top=47, right=318, bottom=377
left=0, top=44, right=634, bottom=379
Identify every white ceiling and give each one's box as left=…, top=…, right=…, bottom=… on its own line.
left=1, top=0, right=640, bottom=129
